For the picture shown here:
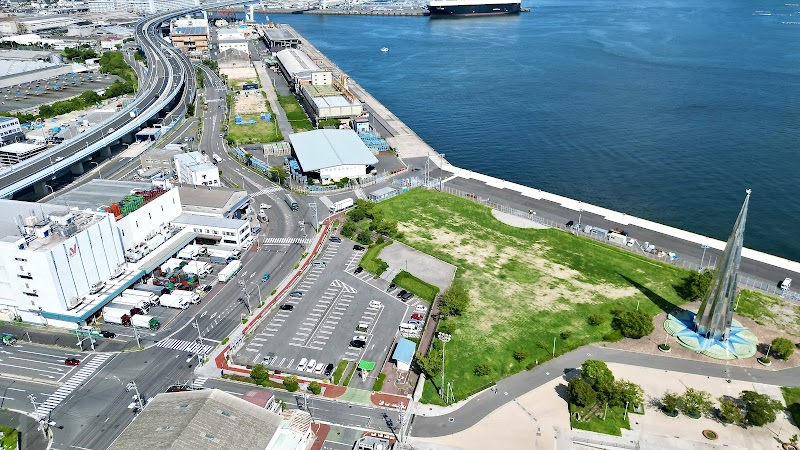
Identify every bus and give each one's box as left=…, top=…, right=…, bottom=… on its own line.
left=285, top=194, right=298, bottom=211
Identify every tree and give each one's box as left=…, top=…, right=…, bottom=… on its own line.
left=661, top=391, right=682, bottom=414
left=348, top=207, right=367, bottom=222
left=568, top=377, right=597, bottom=408
left=283, top=375, right=299, bottom=392
left=580, top=360, right=614, bottom=391
left=340, top=221, right=357, bottom=238
left=513, top=349, right=527, bottom=362
left=308, top=381, right=322, bottom=395
left=741, top=390, right=782, bottom=427
left=611, top=310, right=654, bottom=339
left=440, top=282, right=470, bottom=317
left=356, top=229, right=372, bottom=245
left=676, top=270, right=714, bottom=301
left=79, top=90, right=101, bottom=104
left=269, top=165, right=287, bottom=182
left=250, top=364, right=269, bottom=385
left=681, top=388, right=713, bottom=417
left=613, top=380, right=644, bottom=408
left=771, top=337, right=794, bottom=360
left=718, top=397, right=744, bottom=425
left=473, top=363, right=491, bottom=377
left=413, top=351, right=440, bottom=378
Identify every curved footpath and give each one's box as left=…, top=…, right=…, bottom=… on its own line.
left=410, top=345, right=800, bottom=437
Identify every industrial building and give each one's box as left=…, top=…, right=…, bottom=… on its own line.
left=289, top=129, right=378, bottom=183
left=140, top=147, right=181, bottom=172
left=0, top=142, right=47, bottom=166
left=172, top=213, right=250, bottom=247
left=218, top=38, right=249, bottom=54
left=87, top=0, right=200, bottom=14
left=178, top=186, right=249, bottom=219
left=275, top=48, right=320, bottom=89
left=174, top=151, right=219, bottom=186
left=170, top=17, right=209, bottom=56
left=261, top=27, right=301, bottom=49
left=108, top=390, right=316, bottom=450
left=300, top=81, right=362, bottom=120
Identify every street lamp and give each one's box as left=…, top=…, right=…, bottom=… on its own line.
left=700, top=243, right=709, bottom=270
left=439, top=153, right=446, bottom=191
left=90, top=161, right=101, bottom=179
left=437, top=332, right=451, bottom=400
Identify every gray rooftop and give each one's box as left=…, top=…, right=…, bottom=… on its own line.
left=290, top=129, right=378, bottom=172
left=264, top=28, right=299, bottom=42
left=47, top=179, right=153, bottom=211
left=173, top=213, right=247, bottom=230
left=177, top=186, right=248, bottom=217
left=108, top=390, right=282, bottom=450
left=0, top=199, right=106, bottom=251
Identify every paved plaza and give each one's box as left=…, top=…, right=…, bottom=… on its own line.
left=378, top=242, right=457, bottom=291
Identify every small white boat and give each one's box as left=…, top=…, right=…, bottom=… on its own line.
left=380, top=47, right=389, bottom=52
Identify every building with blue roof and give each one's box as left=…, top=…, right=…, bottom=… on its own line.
left=392, top=338, right=416, bottom=371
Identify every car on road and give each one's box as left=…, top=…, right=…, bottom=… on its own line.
left=100, top=331, right=116, bottom=339
left=626, top=238, right=636, bottom=247
left=397, top=290, right=407, bottom=298
left=411, top=313, right=424, bottom=321
left=306, top=359, right=317, bottom=373
left=349, top=340, right=366, bottom=349
left=314, top=363, right=325, bottom=374
left=289, top=291, right=303, bottom=298
left=781, top=278, right=793, bottom=290
left=329, top=236, right=341, bottom=243
left=65, top=358, right=80, bottom=366
left=259, top=203, right=271, bottom=210
left=414, top=305, right=427, bottom=313
left=369, top=300, right=382, bottom=309
left=262, top=273, right=271, bottom=282
left=107, top=127, right=115, bottom=135
left=353, top=244, right=365, bottom=251
left=297, top=358, right=308, bottom=371
left=324, top=363, right=334, bottom=377
left=280, top=304, right=294, bottom=311
left=354, top=266, right=364, bottom=274
left=566, top=220, right=574, bottom=228
left=219, top=133, right=223, bottom=138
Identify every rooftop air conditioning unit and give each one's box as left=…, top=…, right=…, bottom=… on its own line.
left=67, top=296, right=80, bottom=309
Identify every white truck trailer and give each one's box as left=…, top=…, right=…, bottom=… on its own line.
left=159, top=294, right=191, bottom=310
left=181, top=261, right=212, bottom=277
left=122, top=289, right=159, bottom=304
left=171, top=290, right=200, bottom=305
left=112, top=297, right=150, bottom=311
left=130, top=315, right=161, bottom=330
left=103, top=308, right=130, bottom=325
left=218, top=260, right=242, bottom=282
left=330, top=197, right=354, bottom=213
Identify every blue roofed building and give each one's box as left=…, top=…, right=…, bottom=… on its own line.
left=288, top=129, right=378, bottom=184
left=392, top=338, right=416, bottom=371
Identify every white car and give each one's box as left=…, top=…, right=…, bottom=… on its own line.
left=414, top=305, right=427, bottom=313
left=260, top=203, right=272, bottom=210
left=296, top=357, right=308, bottom=372
left=305, top=359, right=317, bottom=373
left=314, top=363, right=325, bottom=374
left=781, top=278, right=792, bottom=290
left=353, top=335, right=367, bottom=342
left=369, top=300, right=382, bottom=309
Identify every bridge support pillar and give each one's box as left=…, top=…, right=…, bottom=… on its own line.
left=100, top=146, right=112, bottom=157
left=33, top=181, right=50, bottom=197
left=70, top=162, right=84, bottom=176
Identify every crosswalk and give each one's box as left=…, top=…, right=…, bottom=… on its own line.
left=156, top=338, right=214, bottom=355
left=192, top=377, right=208, bottom=389
left=36, top=353, right=113, bottom=418
left=262, top=237, right=312, bottom=245
left=248, top=186, right=283, bottom=199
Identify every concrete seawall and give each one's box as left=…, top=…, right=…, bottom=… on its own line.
left=279, top=24, right=800, bottom=276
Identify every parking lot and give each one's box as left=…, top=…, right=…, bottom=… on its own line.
left=233, top=237, right=426, bottom=386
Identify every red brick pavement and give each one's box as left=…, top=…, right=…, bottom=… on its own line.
left=309, top=423, right=330, bottom=450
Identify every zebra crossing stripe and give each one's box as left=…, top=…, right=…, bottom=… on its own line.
left=247, top=186, right=283, bottom=199
left=36, top=353, right=112, bottom=417
left=156, top=338, right=213, bottom=355
left=192, top=377, right=208, bottom=389
left=262, top=237, right=312, bottom=244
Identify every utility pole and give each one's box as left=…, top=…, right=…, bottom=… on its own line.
left=439, top=153, right=446, bottom=191
left=309, top=202, right=318, bottom=232
left=437, top=332, right=451, bottom=400
left=28, top=394, right=48, bottom=437
left=192, top=319, right=204, bottom=364
left=129, top=381, right=146, bottom=412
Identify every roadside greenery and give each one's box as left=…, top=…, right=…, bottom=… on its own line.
left=771, top=337, right=794, bottom=360
left=283, top=375, right=300, bottom=392
left=0, top=425, right=19, bottom=450
left=332, top=360, right=348, bottom=385
left=439, top=282, right=469, bottom=317
left=308, top=381, right=322, bottom=395
left=342, top=364, right=357, bottom=386
left=277, top=93, right=313, bottom=132
left=359, top=241, right=391, bottom=276
left=98, top=51, right=137, bottom=98
left=567, top=361, right=643, bottom=436
left=372, top=373, right=386, bottom=391
left=227, top=112, right=282, bottom=144
left=62, top=45, right=97, bottom=62
left=782, top=387, right=800, bottom=427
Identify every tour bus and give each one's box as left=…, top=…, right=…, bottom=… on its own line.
left=285, top=194, right=298, bottom=211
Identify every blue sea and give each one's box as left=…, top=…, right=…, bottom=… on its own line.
left=251, top=0, right=800, bottom=261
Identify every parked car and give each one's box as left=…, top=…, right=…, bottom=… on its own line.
left=314, top=363, right=325, bottom=374
left=565, top=220, right=574, bottom=228
left=781, top=278, right=793, bottom=290
left=100, top=331, right=116, bottom=339
left=65, top=358, right=80, bottom=366
left=280, top=304, right=294, bottom=311
left=353, top=335, right=367, bottom=342
left=387, top=283, right=396, bottom=292
left=296, top=358, right=308, bottom=371
left=411, top=313, right=424, bottom=321
left=324, top=363, right=334, bottom=377
left=289, top=291, right=303, bottom=298
left=407, top=319, right=423, bottom=326
left=353, top=244, right=365, bottom=251
left=311, top=260, right=326, bottom=266
left=349, top=340, right=366, bottom=349
left=263, top=353, right=275, bottom=364
left=397, top=290, right=407, bottom=298
left=414, top=305, right=428, bottom=313
left=306, top=359, right=317, bottom=373
left=369, top=300, right=382, bottom=309
left=354, top=267, right=364, bottom=274
left=259, top=203, right=271, bottom=210
left=401, top=291, right=414, bottom=301
left=262, top=273, right=271, bottom=282
left=329, top=236, right=341, bottom=243
left=196, top=284, right=212, bottom=293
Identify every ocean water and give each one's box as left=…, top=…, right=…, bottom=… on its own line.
left=254, top=0, right=800, bottom=261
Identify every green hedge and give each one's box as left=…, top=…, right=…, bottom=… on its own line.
left=372, top=373, right=387, bottom=392
left=333, top=360, right=349, bottom=385
left=343, top=364, right=358, bottom=386
left=392, top=271, right=440, bottom=302
left=359, top=241, right=391, bottom=275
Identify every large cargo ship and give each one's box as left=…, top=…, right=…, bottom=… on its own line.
left=428, top=0, right=521, bottom=16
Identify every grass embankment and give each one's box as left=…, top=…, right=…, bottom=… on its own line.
left=374, top=189, right=687, bottom=404
left=228, top=112, right=282, bottom=144
left=782, top=387, right=800, bottom=427
left=392, top=271, right=439, bottom=302
left=359, top=241, right=391, bottom=276
left=277, top=94, right=313, bottom=132
left=735, top=290, right=800, bottom=337
left=0, top=426, right=18, bottom=450
left=569, top=403, right=631, bottom=436
left=332, top=360, right=349, bottom=385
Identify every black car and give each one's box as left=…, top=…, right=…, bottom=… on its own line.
left=354, top=267, right=364, bottom=274
left=280, top=304, right=294, bottom=311
left=387, top=283, right=396, bottom=292
left=397, top=289, right=407, bottom=298
left=349, top=340, right=366, bottom=349
left=566, top=220, right=574, bottom=228
left=100, top=330, right=116, bottom=339
left=324, top=363, right=334, bottom=377
left=353, top=244, right=365, bottom=251
left=329, top=236, right=342, bottom=243
left=401, top=291, right=414, bottom=300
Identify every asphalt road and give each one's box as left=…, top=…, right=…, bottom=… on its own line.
left=0, top=343, right=90, bottom=384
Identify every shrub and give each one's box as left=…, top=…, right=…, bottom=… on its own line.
left=771, top=337, right=794, bottom=360
left=675, top=269, right=714, bottom=301
left=560, top=330, right=572, bottom=340
left=356, top=230, right=373, bottom=245
left=440, top=282, right=470, bottom=317
left=283, top=375, right=299, bottom=392
left=612, top=310, right=654, bottom=339
left=587, top=314, right=605, bottom=326
left=341, top=222, right=357, bottom=238
left=718, top=397, right=744, bottom=425
left=611, top=379, right=644, bottom=407
left=526, top=362, right=536, bottom=370
left=581, top=360, right=614, bottom=390
left=372, top=373, right=386, bottom=391
left=661, top=391, right=682, bottom=414
left=308, top=381, right=321, bottom=395
left=250, top=364, right=269, bottom=384
left=376, top=235, right=385, bottom=245
left=741, top=390, right=782, bottom=427
left=513, top=350, right=527, bottom=362
left=474, top=363, right=491, bottom=377
left=568, top=377, right=597, bottom=408
left=681, top=388, right=713, bottom=417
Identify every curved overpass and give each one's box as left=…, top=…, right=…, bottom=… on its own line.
left=0, top=2, right=244, bottom=199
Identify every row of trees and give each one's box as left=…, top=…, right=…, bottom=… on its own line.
left=62, top=45, right=98, bottom=63
left=568, top=360, right=644, bottom=410
left=250, top=363, right=321, bottom=394
left=661, top=388, right=783, bottom=427
left=341, top=199, right=400, bottom=245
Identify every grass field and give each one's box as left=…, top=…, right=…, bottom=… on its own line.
left=359, top=241, right=391, bottom=276
left=227, top=112, right=282, bottom=144
left=783, top=387, right=800, bottom=429
left=392, top=271, right=439, bottom=302
left=333, top=360, right=349, bottom=385
left=569, top=403, right=631, bottom=436
left=0, top=426, right=19, bottom=450
left=735, top=290, right=800, bottom=337
left=277, top=94, right=313, bottom=132
left=374, top=189, right=687, bottom=404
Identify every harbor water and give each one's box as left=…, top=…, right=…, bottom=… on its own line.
left=245, top=0, right=800, bottom=261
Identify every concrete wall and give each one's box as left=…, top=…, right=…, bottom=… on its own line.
left=116, top=188, right=182, bottom=250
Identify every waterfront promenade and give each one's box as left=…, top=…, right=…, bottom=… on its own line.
left=280, top=23, right=800, bottom=292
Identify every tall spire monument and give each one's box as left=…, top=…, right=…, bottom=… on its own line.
left=663, top=189, right=759, bottom=359
left=694, top=189, right=751, bottom=340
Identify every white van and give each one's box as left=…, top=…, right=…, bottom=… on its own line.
left=311, top=260, right=326, bottom=267
left=399, top=323, right=420, bottom=333
left=296, top=358, right=308, bottom=371
left=369, top=300, right=382, bottom=309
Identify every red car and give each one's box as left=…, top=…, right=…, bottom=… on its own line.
left=411, top=313, right=424, bottom=321
left=64, top=358, right=80, bottom=366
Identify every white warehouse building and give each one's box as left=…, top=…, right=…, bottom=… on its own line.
left=174, top=151, right=220, bottom=187
left=289, top=129, right=378, bottom=184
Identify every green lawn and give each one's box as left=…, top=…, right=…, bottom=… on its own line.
left=0, top=426, right=19, bottom=450
left=277, top=94, right=313, bottom=132
left=228, top=112, right=282, bottom=145
left=333, top=360, right=349, bottom=385
left=230, top=78, right=259, bottom=90
left=569, top=403, right=631, bottom=436
left=374, top=189, right=687, bottom=404
left=392, top=271, right=439, bottom=302
left=735, top=290, right=800, bottom=337
left=782, top=387, right=800, bottom=427
left=359, top=241, right=391, bottom=276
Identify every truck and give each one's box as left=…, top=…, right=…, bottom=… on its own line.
left=159, top=294, right=191, bottom=310
left=218, top=260, right=242, bottom=282
left=103, top=308, right=130, bottom=325
left=330, top=197, right=354, bottom=213
left=177, top=245, right=204, bottom=260
left=130, top=315, right=160, bottom=331
left=107, top=303, right=145, bottom=316
left=607, top=233, right=627, bottom=246
left=122, top=289, right=160, bottom=304
left=113, top=296, right=151, bottom=311
left=181, top=261, right=212, bottom=277
left=284, top=194, right=298, bottom=211
left=208, top=245, right=241, bottom=258
left=209, top=254, right=235, bottom=264
left=164, top=143, right=186, bottom=151
left=1, top=333, right=16, bottom=346
left=171, top=290, right=200, bottom=305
